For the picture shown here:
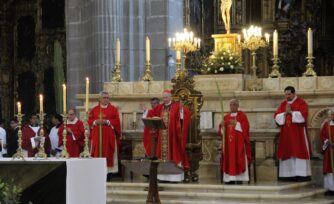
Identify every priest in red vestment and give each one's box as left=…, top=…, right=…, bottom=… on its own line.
left=218, top=99, right=251, bottom=184
left=22, top=113, right=51, bottom=157
left=320, top=108, right=334, bottom=196
left=58, top=109, right=84, bottom=157
left=274, top=86, right=311, bottom=181
left=141, top=97, right=160, bottom=157
left=143, top=90, right=191, bottom=182
left=88, top=91, right=121, bottom=174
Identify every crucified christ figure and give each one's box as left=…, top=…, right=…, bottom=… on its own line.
left=221, top=0, right=232, bottom=34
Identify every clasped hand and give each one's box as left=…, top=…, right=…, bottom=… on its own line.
left=95, top=119, right=109, bottom=125
left=285, top=103, right=292, bottom=114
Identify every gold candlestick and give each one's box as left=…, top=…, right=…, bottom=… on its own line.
left=12, top=113, right=25, bottom=160
left=35, top=112, right=47, bottom=159
left=80, top=111, right=91, bottom=158
left=111, top=63, right=122, bottom=82
left=142, top=61, right=153, bottom=81
left=60, top=113, right=70, bottom=158
left=269, top=55, right=281, bottom=78
left=303, top=56, right=317, bottom=77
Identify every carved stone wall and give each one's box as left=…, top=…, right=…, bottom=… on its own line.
left=76, top=75, right=334, bottom=183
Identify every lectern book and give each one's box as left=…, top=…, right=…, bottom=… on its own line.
left=142, top=117, right=166, bottom=130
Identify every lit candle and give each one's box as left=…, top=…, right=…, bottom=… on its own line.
left=273, top=30, right=278, bottom=57
left=307, top=28, right=313, bottom=57
left=133, top=112, right=136, bottom=123
left=168, top=38, right=171, bottom=47
left=265, top=33, right=270, bottom=43
left=176, top=50, right=181, bottom=61
left=63, top=84, right=66, bottom=114
left=237, top=35, right=241, bottom=44
left=116, top=38, right=120, bottom=64
left=39, top=94, right=43, bottom=113
left=197, top=39, right=201, bottom=48
left=85, top=77, right=89, bottom=113
left=146, top=36, right=150, bottom=62
left=17, top=102, right=21, bottom=115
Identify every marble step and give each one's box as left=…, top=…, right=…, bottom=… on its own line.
left=108, top=198, right=334, bottom=204
left=107, top=182, right=328, bottom=203
left=107, top=181, right=313, bottom=193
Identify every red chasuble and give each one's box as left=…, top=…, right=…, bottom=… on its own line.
left=149, top=102, right=191, bottom=170
left=143, top=109, right=155, bottom=157
left=320, top=121, right=334, bottom=174
left=58, top=118, right=85, bottom=157
left=218, top=111, right=251, bottom=175
left=274, top=97, right=311, bottom=160
left=88, top=103, right=121, bottom=167
left=22, top=125, right=51, bottom=157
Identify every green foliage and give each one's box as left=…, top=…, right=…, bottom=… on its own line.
left=202, top=47, right=243, bottom=74
left=0, top=179, right=22, bottom=204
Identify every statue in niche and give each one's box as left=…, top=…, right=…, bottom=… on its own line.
left=276, top=0, right=294, bottom=20
left=220, top=0, right=232, bottom=34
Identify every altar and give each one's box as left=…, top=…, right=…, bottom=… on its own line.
left=0, top=158, right=107, bottom=204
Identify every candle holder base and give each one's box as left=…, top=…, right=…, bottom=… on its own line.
left=80, top=112, right=91, bottom=158
left=112, top=64, right=122, bottom=82
left=12, top=148, right=25, bottom=160
left=35, top=113, right=47, bottom=159
left=269, top=57, right=281, bottom=78
left=303, top=56, right=317, bottom=77
left=142, top=62, right=153, bottom=81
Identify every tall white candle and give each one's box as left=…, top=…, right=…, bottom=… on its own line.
left=17, top=102, right=21, bottom=115
left=39, top=94, right=43, bottom=113
left=116, top=38, right=120, bottom=64
left=63, top=84, right=66, bottom=114
left=85, top=77, right=89, bottom=113
left=133, top=112, right=136, bottom=123
left=307, top=28, right=313, bottom=57
left=146, top=36, right=150, bottom=62
left=273, top=30, right=278, bottom=56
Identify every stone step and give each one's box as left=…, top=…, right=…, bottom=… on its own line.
left=107, top=181, right=313, bottom=193
left=108, top=198, right=334, bottom=204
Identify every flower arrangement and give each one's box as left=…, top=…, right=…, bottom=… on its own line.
left=202, top=47, right=243, bottom=74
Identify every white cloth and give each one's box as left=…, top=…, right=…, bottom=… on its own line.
left=0, top=127, right=7, bottom=156
left=223, top=155, right=249, bottom=182
left=279, top=127, right=311, bottom=177
left=108, top=139, right=118, bottom=173
left=158, top=162, right=184, bottom=182
left=275, top=112, right=286, bottom=125
left=49, top=126, right=59, bottom=150
left=324, top=173, right=334, bottom=191
left=0, top=158, right=107, bottom=204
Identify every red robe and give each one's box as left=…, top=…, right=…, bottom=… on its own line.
left=320, top=121, right=334, bottom=174
left=143, top=109, right=155, bottom=157
left=22, top=125, right=51, bottom=157
left=274, top=97, right=311, bottom=160
left=88, top=103, right=121, bottom=167
left=149, top=102, right=191, bottom=170
left=218, top=111, right=251, bottom=175
left=58, top=118, right=85, bottom=157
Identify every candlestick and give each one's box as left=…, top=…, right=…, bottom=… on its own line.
left=35, top=112, right=47, bottom=159
left=146, top=36, right=150, bottom=62
left=85, top=78, right=89, bottom=113
left=39, top=94, right=43, bottom=113
left=80, top=111, right=91, bottom=158
left=17, top=102, right=21, bottom=115
left=63, top=84, right=66, bottom=114
left=273, top=30, right=278, bottom=57
left=60, top=113, right=69, bottom=158
left=176, top=50, right=181, bottom=61
left=116, top=38, right=120, bottom=64
left=307, top=28, right=313, bottom=57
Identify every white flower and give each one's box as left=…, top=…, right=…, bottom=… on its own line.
left=219, top=67, right=224, bottom=71
left=207, top=68, right=211, bottom=71
left=230, top=65, right=234, bottom=69
left=229, top=56, right=233, bottom=60
left=228, top=62, right=231, bottom=65
left=215, top=70, right=217, bottom=73
left=221, top=57, right=224, bottom=60
left=223, top=52, right=226, bottom=55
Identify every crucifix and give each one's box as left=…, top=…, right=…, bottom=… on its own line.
left=99, top=107, right=103, bottom=157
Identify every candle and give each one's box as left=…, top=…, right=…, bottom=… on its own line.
left=116, top=38, right=120, bottom=64
left=237, top=35, right=241, bottom=44
left=85, top=77, right=89, bottom=113
left=133, top=112, right=136, bottom=123
left=197, top=39, right=201, bottom=48
left=265, top=33, right=270, bottom=43
left=17, top=102, right=21, bottom=115
left=39, top=94, right=43, bottom=113
left=307, top=28, right=313, bottom=57
left=273, top=30, right=278, bottom=57
left=176, top=50, right=181, bottom=61
left=63, top=84, right=66, bottom=114
left=146, top=36, right=150, bottom=62
left=168, top=38, right=171, bottom=47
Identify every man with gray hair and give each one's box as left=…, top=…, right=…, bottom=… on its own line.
left=88, top=91, right=121, bottom=181
left=218, top=99, right=251, bottom=184
left=320, top=108, right=334, bottom=196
